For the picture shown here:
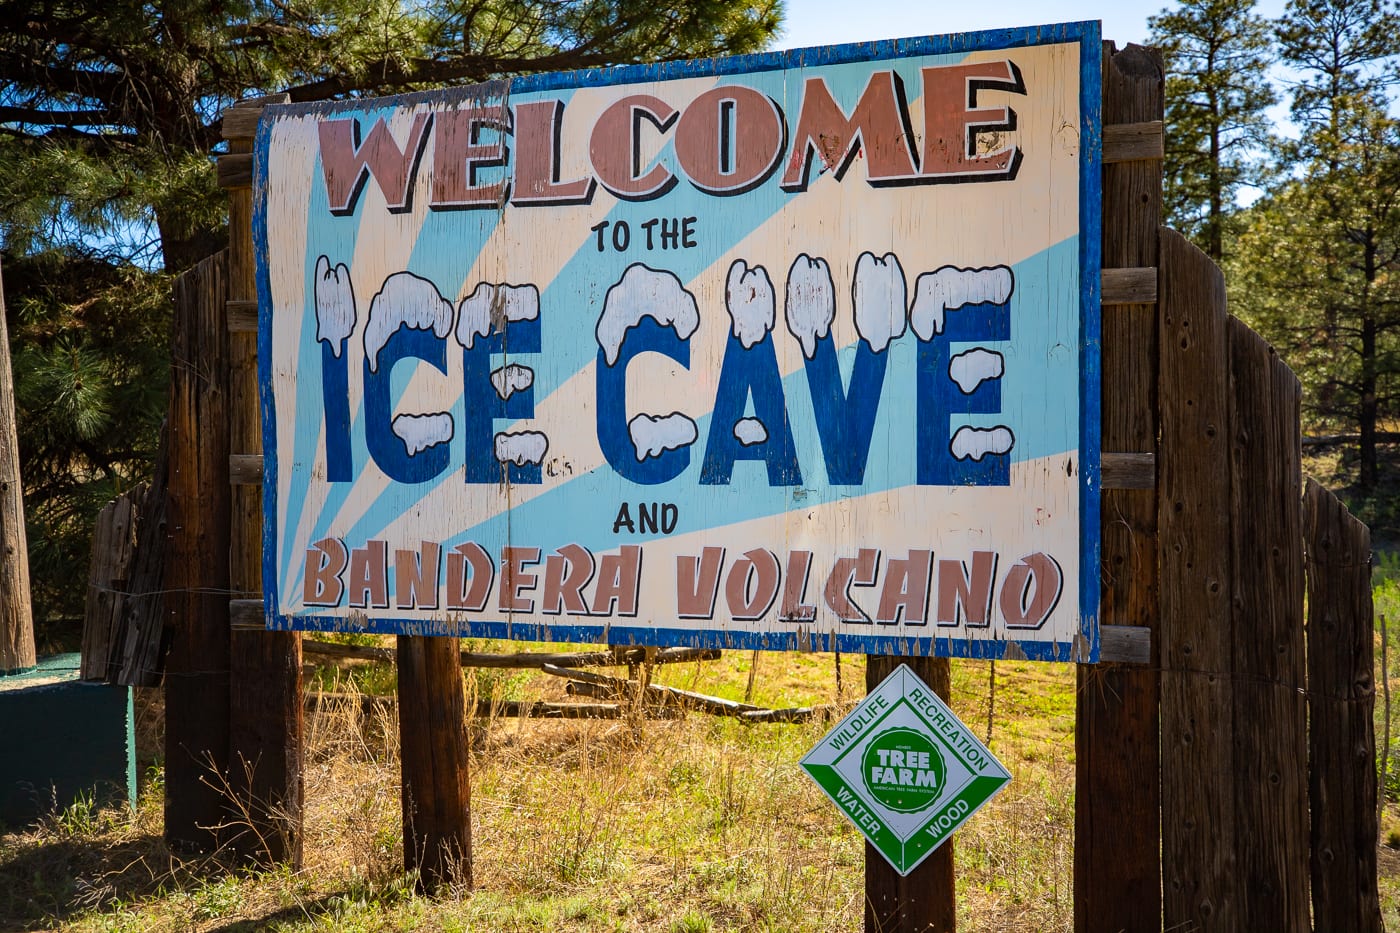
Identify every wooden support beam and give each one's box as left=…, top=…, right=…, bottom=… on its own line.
left=1075, top=42, right=1163, bottom=933
left=396, top=635, right=471, bottom=891
left=1102, top=121, right=1164, bottom=163
left=1101, top=452, right=1155, bottom=490
left=1102, top=267, right=1157, bottom=305
left=226, top=300, right=257, bottom=333
left=0, top=260, right=35, bottom=675
left=1304, top=480, right=1382, bottom=931
left=302, top=638, right=721, bottom=669
left=164, top=252, right=232, bottom=852
left=865, top=655, right=955, bottom=933
left=225, top=116, right=304, bottom=867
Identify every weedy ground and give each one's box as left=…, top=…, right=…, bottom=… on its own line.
left=0, top=650, right=1076, bottom=932
left=8, top=580, right=1400, bottom=932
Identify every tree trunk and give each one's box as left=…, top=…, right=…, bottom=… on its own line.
left=0, top=259, right=36, bottom=673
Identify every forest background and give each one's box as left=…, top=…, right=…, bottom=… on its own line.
left=0, top=0, right=1396, bottom=648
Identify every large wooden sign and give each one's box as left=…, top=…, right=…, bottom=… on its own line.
left=254, top=22, right=1103, bottom=660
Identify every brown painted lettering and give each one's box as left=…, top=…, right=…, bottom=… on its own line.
left=499, top=546, right=542, bottom=612
left=318, top=114, right=432, bottom=214
left=936, top=551, right=998, bottom=627
left=446, top=542, right=494, bottom=611
left=1000, top=552, right=1063, bottom=628
left=876, top=550, right=932, bottom=624
left=725, top=548, right=781, bottom=620
left=780, top=550, right=816, bottom=622
left=511, top=100, right=595, bottom=205
left=677, top=547, right=725, bottom=618
left=920, top=60, right=1024, bottom=179
left=347, top=539, right=389, bottom=609
left=824, top=548, right=881, bottom=623
left=541, top=543, right=595, bottom=615
left=780, top=72, right=918, bottom=190
left=592, top=545, right=643, bottom=616
left=431, top=105, right=511, bottom=207
left=394, top=541, right=441, bottom=610
left=303, top=537, right=349, bottom=607
left=675, top=86, right=784, bottom=194
left=590, top=95, right=678, bottom=200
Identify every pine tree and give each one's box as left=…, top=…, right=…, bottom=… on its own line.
left=1231, top=0, right=1400, bottom=497
left=0, top=0, right=783, bottom=631
left=1149, top=0, right=1276, bottom=262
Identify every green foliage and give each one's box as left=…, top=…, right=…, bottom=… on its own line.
left=1149, top=0, right=1277, bottom=260
left=0, top=0, right=782, bottom=644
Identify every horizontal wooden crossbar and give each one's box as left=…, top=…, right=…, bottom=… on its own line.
left=1102, top=121, right=1164, bottom=163
left=230, top=598, right=263, bottom=630
left=1097, top=625, right=1152, bottom=664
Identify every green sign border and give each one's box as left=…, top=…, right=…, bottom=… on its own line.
left=800, top=665, right=1011, bottom=876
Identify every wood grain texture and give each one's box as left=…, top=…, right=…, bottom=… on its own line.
left=865, top=654, right=954, bottom=933
left=1227, top=318, right=1308, bottom=930
left=0, top=261, right=35, bottom=673
left=226, top=127, right=305, bottom=867
left=80, top=491, right=139, bottom=681
left=1102, top=120, right=1164, bottom=163
left=226, top=300, right=257, bottom=333
left=1074, top=41, right=1163, bottom=933
left=1304, top=479, right=1382, bottom=931
left=1100, top=452, right=1155, bottom=490
left=1101, top=267, right=1158, bottom=305
left=164, top=251, right=233, bottom=852
left=229, top=454, right=263, bottom=485
left=1097, top=625, right=1151, bottom=664
left=397, top=635, right=472, bottom=890
left=1157, top=227, right=1238, bottom=928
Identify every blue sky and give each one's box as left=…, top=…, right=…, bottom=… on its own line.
left=774, top=0, right=1288, bottom=51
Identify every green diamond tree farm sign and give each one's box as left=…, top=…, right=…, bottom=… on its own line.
left=801, top=664, right=1011, bottom=875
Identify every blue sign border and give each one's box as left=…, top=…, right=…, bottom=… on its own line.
left=254, top=20, right=1103, bottom=662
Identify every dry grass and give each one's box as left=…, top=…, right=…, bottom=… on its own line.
left=0, top=649, right=1083, bottom=932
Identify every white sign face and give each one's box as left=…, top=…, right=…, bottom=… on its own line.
left=254, top=22, right=1103, bottom=661
left=801, top=664, right=1010, bottom=875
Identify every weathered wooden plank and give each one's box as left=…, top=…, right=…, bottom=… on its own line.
left=1101, top=451, right=1155, bottom=489
left=229, top=598, right=262, bottom=630
left=1075, top=42, right=1163, bottom=933
left=115, top=432, right=169, bottom=686
left=0, top=260, right=35, bottom=674
left=80, top=492, right=139, bottom=681
left=164, top=250, right=233, bottom=852
left=1157, top=227, right=1238, bottom=928
left=1097, top=625, right=1151, bottom=665
left=865, top=655, right=954, bottom=933
left=220, top=92, right=290, bottom=141
left=229, top=454, right=263, bottom=485
left=1101, top=267, right=1158, bottom=305
left=396, top=635, right=472, bottom=890
left=226, top=124, right=304, bottom=867
left=226, top=300, right=257, bottom=333
left=544, top=663, right=763, bottom=716
left=1304, top=480, right=1381, bottom=931
left=1102, top=121, right=1164, bottom=163
left=1227, top=317, right=1308, bottom=929
left=217, top=153, right=253, bottom=189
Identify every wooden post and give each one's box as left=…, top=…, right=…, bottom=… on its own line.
left=397, top=635, right=472, bottom=890
left=1227, top=320, right=1308, bottom=928
left=1157, top=227, right=1240, bottom=925
left=163, top=253, right=233, bottom=851
left=1074, top=42, right=1163, bottom=933
left=1303, top=480, right=1380, bottom=929
left=224, top=97, right=304, bottom=865
left=864, top=654, right=954, bottom=933
left=0, top=260, right=36, bottom=675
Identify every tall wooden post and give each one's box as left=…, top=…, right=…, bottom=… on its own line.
left=0, top=261, right=35, bottom=675
left=1074, top=42, right=1163, bottom=933
left=164, top=253, right=233, bottom=851
left=222, top=96, right=305, bottom=865
left=864, top=654, right=954, bottom=933
left=397, top=635, right=472, bottom=890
